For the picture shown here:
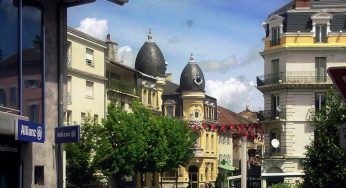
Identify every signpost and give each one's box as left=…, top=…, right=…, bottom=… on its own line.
left=16, top=119, right=45, bottom=143
left=327, top=66, right=346, bottom=102
left=340, top=124, right=346, bottom=149
left=55, top=125, right=80, bottom=143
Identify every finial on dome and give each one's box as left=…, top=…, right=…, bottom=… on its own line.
left=106, top=34, right=111, bottom=42
left=148, top=28, right=153, bottom=42
left=189, top=53, right=195, bottom=63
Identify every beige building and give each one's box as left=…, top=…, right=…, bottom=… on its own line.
left=65, top=27, right=106, bottom=125
left=258, top=0, right=346, bottom=187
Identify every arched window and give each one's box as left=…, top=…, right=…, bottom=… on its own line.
left=269, top=128, right=281, bottom=154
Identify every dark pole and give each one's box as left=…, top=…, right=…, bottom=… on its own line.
left=57, top=5, right=67, bottom=188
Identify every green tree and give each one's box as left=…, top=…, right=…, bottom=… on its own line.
left=303, top=89, right=346, bottom=187
left=65, top=115, right=98, bottom=187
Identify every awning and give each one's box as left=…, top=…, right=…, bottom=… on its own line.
left=218, top=164, right=236, bottom=171
left=261, top=172, right=305, bottom=177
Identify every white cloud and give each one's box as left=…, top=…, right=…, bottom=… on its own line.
left=76, top=18, right=108, bottom=40
left=205, top=77, right=262, bottom=113
left=118, top=45, right=136, bottom=68
left=199, top=47, right=261, bottom=73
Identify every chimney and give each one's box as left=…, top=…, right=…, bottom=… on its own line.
left=105, top=34, right=118, bottom=62
left=295, top=0, right=310, bottom=9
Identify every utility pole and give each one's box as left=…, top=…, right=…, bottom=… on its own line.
left=241, top=136, right=247, bottom=188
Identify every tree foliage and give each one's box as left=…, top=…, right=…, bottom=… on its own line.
left=93, top=101, right=196, bottom=179
left=303, top=89, right=346, bottom=187
left=65, top=115, right=98, bottom=187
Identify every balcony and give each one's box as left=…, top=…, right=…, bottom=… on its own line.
left=262, top=109, right=286, bottom=121
left=107, top=78, right=139, bottom=96
left=257, top=71, right=332, bottom=87
left=194, top=148, right=204, bottom=157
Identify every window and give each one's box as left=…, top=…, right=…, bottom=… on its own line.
left=67, top=42, right=71, bottom=66
left=86, top=48, right=94, bottom=66
left=271, top=27, right=280, bottom=46
left=315, top=24, right=327, bottom=43
left=211, top=135, right=214, bottom=153
left=94, top=114, right=98, bottom=124
left=271, top=94, right=280, bottom=119
left=147, top=90, right=151, bottom=106
left=166, top=106, right=174, bottom=117
left=0, top=89, right=6, bottom=107
left=315, top=57, right=327, bottom=82
left=9, top=87, right=17, bottom=106
left=315, top=92, right=326, bottom=111
left=85, top=81, right=94, bottom=99
left=34, top=166, right=44, bottom=185
left=81, top=112, right=85, bottom=122
left=271, top=59, right=280, bottom=84
left=65, top=110, right=72, bottom=125
left=29, top=104, right=39, bottom=122
left=25, top=80, right=42, bottom=88
left=206, top=134, right=209, bottom=153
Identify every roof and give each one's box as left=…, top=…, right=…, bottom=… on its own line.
left=238, top=109, right=258, bottom=123
left=217, top=106, right=253, bottom=125
left=180, top=56, right=205, bottom=92
left=163, top=81, right=180, bottom=95
left=67, top=26, right=106, bottom=47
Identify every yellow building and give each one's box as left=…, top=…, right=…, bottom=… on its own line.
left=162, top=54, right=218, bottom=188
left=65, top=27, right=106, bottom=125
left=258, top=0, right=346, bottom=187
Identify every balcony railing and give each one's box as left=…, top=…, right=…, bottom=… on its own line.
left=194, top=148, right=204, bottom=157
left=262, top=109, right=286, bottom=121
left=107, top=78, right=139, bottom=96
left=257, top=71, right=332, bottom=87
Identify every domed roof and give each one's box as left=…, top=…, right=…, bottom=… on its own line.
left=180, top=54, right=205, bottom=92
left=135, top=30, right=166, bottom=77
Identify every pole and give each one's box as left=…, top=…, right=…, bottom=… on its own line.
left=241, top=136, right=247, bottom=188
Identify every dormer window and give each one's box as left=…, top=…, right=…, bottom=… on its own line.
left=271, top=27, right=280, bottom=46
left=311, top=11, right=333, bottom=43
left=265, top=14, right=284, bottom=47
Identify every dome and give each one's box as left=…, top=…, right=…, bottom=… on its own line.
left=135, top=30, right=166, bottom=77
left=180, top=54, right=205, bottom=92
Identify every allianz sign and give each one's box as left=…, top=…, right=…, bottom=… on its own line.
left=16, top=119, right=45, bottom=143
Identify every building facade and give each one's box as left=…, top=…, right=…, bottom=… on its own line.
left=258, top=0, right=346, bottom=187
left=66, top=27, right=106, bottom=125
left=162, top=54, right=218, bottom=188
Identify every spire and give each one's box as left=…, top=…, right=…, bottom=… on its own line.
left=148, top=28, right=153, bottom=42
left=189, top=53, right=196, bottom=63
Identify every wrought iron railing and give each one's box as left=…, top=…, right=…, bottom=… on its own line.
left=257, top=71, right=332, bottom=87
left=262, top=109, right=286, bottom=121
left=107, top=78, right=139, bottom=96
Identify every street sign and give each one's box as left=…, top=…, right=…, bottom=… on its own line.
left=327, top=66, right=346, bottom=102
left=55, top=125, right=80, bottom=144
left=16, top=119, right=45, bottom=143
left=340, top=124, right=346, bottom=149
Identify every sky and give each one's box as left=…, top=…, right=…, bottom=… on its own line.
left=68, top=0, right=291, bottom=113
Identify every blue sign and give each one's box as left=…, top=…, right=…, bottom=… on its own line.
left=55, top=125, right=80, bottom=143
left=17, top=119, right=45, bottom=143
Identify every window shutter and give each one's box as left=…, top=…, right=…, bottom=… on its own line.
left=321, top=25, right=327, bottom=43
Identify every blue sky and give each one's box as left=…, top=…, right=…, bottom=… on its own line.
left=68, top=0, right=291, bottom=112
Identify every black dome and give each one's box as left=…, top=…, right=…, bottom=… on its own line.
left=135, top=32, right=166, bottom=77
left=180, top=54, right=205, bottom=92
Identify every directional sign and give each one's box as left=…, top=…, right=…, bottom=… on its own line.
left=327, top=66, right=346, bottom=102
left=16, top=119, right=45, bottom=143
left=340, top=124, right=346, bottom=149
left=55, top=125, right=80, bottom=144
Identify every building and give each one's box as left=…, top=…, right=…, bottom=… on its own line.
left=66, top=27, right=107, bottom=125
left=162, top=54, right=218, bottom=188
left=0, top=0, right=127, bottom=187
left=257, top=0, right=346, bottom=187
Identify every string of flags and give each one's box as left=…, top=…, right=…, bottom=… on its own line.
left=188, top=121, right=264, bottom=141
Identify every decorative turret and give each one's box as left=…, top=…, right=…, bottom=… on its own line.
left=180, top=53, right=205, bottom=92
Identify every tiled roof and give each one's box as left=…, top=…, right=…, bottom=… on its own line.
left=217, top=106, right=253, bottom=125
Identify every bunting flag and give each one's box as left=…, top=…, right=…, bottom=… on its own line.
left=188, top=121, right=264, bottom=140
